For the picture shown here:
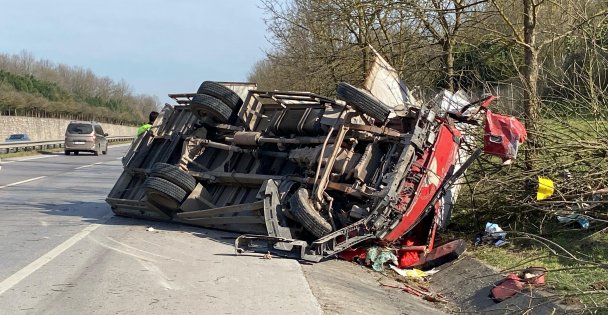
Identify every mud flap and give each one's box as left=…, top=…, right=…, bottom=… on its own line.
left=263, top=180, right=295, bottom=251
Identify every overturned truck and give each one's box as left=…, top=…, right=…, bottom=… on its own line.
left=107, top=58, right=523, bottom=265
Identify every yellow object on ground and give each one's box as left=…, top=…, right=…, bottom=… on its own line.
left=537, top=177, right=554, bottom=200
left=390, top=265, right=428, bottom=280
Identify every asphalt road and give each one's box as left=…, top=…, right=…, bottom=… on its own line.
left=0, top=145, right=445, bottom=315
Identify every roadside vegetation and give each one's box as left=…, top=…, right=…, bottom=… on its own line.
left=252, top=0, right=607, bottom=311
left=0, top=51, right=159, bottom=124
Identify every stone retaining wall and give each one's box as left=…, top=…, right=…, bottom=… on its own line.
left=0, top=116, right=137, bottom=142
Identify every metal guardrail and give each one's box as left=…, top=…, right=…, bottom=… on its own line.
left=0, top=136, right=135, bottom=154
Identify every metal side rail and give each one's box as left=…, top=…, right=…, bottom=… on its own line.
left=0, top=136, right=134, bottom=154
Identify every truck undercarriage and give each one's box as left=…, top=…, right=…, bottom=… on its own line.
left=107, top=57, right=523, bottom=266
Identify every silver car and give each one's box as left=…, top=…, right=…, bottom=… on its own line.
left=64, top=121, right=108, bottom=155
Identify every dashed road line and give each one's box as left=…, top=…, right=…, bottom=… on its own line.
left=74, top=162, right=104, bottom=170
left=0, top=176, right=47, bottom=189
left=1, top=155, right=56, bottom=164
left=0, top=161, right=111, bottom=189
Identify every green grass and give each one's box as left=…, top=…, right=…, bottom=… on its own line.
left=453, top=114, right=608, bottom=311
left=470, top=229, right=608, bottom=310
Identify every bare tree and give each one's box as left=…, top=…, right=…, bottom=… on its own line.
left=481, top=0, right=608, bottom=170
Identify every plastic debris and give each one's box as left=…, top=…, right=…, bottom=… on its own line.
left=537, top=177, right=554, bottom=200
left=390, top=265, right=428, bottom=280
left=557, top=214, right=591, bottom=229
left=475, top=222, right=508, bottom=247
left=366, top=246, right=398, bottom=272
left=146, top=227, right=156, bottom=232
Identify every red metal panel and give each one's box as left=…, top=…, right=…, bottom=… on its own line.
left=384, top=125, right=459, bottom=242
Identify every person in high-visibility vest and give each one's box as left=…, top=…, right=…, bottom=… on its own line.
left=137, top=111, right=159, bottom=136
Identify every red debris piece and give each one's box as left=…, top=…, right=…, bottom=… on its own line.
left=398, top=239, right=421, bottom=268
left=483, top=110, right=527, bottom=161
left=491, top=273, right=526, bottom=302
left=491, top=267, right=547, bottom=302
left=338, top=247, right=367, bottom=262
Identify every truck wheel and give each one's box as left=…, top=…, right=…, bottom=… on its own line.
left=64, top=150, right=70, bottom=155
left=190, top=94, right=233, bottom=123
left=336, top=82, right=392, bottom=122
left=150, top=162, right=196, bottom=193
left=197, top=81, right=243, bottom=111
left=143, top=177, right=187, bottom=211
left=289, top=188, right=333, bottom=238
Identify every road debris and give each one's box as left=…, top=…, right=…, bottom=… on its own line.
left=475, top=222, right=508, bottom=247
left=366, top=247, right=398, bottom=272
left=557, top=214, right=591, bottom=229
left=490, top=267, right=547, bottom=302
left=381, top=282, right=448, bottom=303
left=537, top=176, right=555, bottom=200
left=390, top=265, right=428, bottom=280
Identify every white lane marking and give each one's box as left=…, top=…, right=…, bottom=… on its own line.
left=0, top=214, right=112, bottom=296
left=74, top=162, right=103, bottom=170
left=1, top=155, right=56, bottom=164
left=0, top=162, right=110, bottom=189
left=110, top=143, right=133, bottom=148
left=0, top=176, right=47, bottom=189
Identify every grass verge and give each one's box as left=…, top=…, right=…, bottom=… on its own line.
left=469, top=227, right=608, bottom=311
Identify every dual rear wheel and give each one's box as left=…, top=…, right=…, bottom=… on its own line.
left=143, top=163, right=197, bottom=213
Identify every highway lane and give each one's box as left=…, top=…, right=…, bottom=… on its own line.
left=0, top=145, right=129, bottom=282
left=0, top=145, right=323, bottom=314
left=0, top=145, right=128, bottom=187
left=0, top=145, right=445, bottom=314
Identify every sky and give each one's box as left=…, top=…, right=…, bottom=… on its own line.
left=0, top=0, right=272, bottom=104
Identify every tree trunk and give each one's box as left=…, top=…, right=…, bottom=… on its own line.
left=442, top=39, right=455, bottom=92
left=522, top=0, right=540, bottom=171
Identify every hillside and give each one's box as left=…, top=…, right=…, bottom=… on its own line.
left=0, top=51, right=159, bottom=125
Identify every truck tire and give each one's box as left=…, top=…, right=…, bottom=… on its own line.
left=143, top=177, right=187, bottom=211
left=197, top=81, right=243, bottom=111
left=336, top=82, right=392, bottom=122
left=150, top=162, right=196, bottom=193
left=289, top=188, right=333, bottom=238
left=190, top=94, right=233, bottom=123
